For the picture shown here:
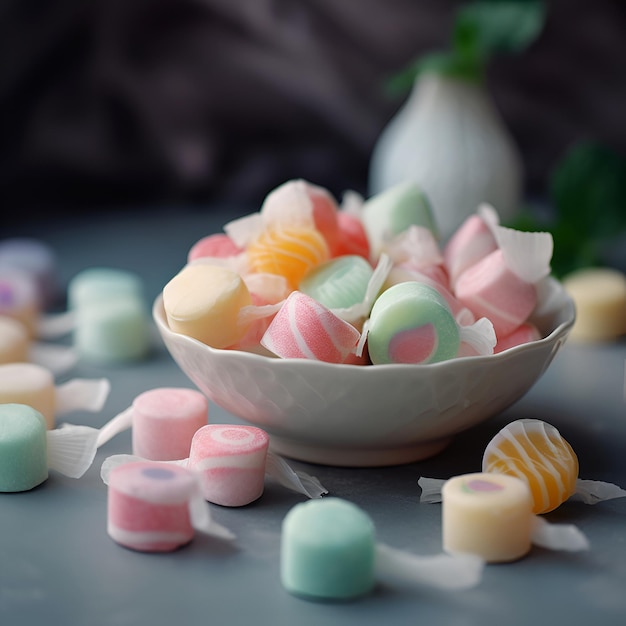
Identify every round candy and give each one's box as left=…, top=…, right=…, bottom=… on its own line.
left=367, top=281, right=460, bottom=364
left=132, top=388, right=208, bottom=461
left=482, top=419, right=579, bottom=514
left=281, top=498, right=376, bottom=600
left=163, top=263, right=252, bottom=349
left=187, top=424, right=270, bottom=507
left=107, top=461, right=198, bottom=552
left=442, top=472, right=533, bottom=563
left=0, top=403, right=48, bottom=492
left=246, top=227, right=329, bottom=289
left=298, top=255, right=374, bottom=311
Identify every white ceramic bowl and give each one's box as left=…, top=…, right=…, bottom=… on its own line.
left=153, top=277, right=575, bottom=467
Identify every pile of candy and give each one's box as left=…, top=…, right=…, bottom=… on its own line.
left=163, top=179, right=554, bottom=365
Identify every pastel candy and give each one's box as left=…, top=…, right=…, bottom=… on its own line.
left=0, top=269, right=40, bottom=336
left=74, top=296, right=151, bottom=363
left=562, top=267, right=626, bottom=342
left=67, top=267, right=144, bottom=310
left=442, top=472, right=533, bottom=563
left=361, top=182, right=438, bottom=259
left=454, top=249, right=537, bottom=338
left=299, top=255, right=374, bottom=311
left=0, top=315, right=29, bottom=364
left=0, top=362, right=56, bottom=428
left=367, top=282, right=460, bottom=365
left=246, top=226, right=329, bottom=289
left=132, top=388, right=209, bottom=461
left=443, top=210, right=498, bottom=287
left=0, top=238, right=59, bottom=307
left=187, top=233, right=243, bottom=263
left=482, top=419, right=579, bottom=514
left=0, top=403, right=48, bottom=492
left=333, top=210, right=370, bottom=259
left=494, top=323, right=541, bottom=353
left=281, top=498, right=376, bottom=600
left=107, top=461, right=198, bottom=552
left=163, top=263, right=252, bottom=349
left=260, top=291, right=360, bottom=363
left=187, top=424, right=269, bottom=506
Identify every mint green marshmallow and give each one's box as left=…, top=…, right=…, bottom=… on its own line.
left=367, top=282, right=460, bottom=364
left=67, top=267, right=144, bottom=310
left=281, top=498, right=376, bottom=600
left=0, top=403, right=48, bottom=492
left=299, top=255, right=374, bottom=310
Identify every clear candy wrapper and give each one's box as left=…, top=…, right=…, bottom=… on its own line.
left=47, top=423, right=100, bottom=478
left=55, top=377, right=111, bottom=416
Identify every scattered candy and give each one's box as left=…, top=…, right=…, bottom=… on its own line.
left=96, top=387, right=209, bottom=461
left=280, top=497, right=484, bottom=601
left=0, top=403, right=100, bottom=492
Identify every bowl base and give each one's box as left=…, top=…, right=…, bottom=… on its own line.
left=269, top=436, right=453, bottom=467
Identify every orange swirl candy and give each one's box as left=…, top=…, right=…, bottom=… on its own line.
left=482, top=419, right=579, bottom=514
left=247, top=227, right=329, bottom=289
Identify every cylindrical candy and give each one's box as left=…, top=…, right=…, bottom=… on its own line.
left=67, top=267, right=144, bottom=311
left=107, top=461, right=198, bottom=552
left=0, top=315, right=29, bottom=364
left=0, top=403, right=48, bottom=492
left=260, top=291, right=360, bottom=363
left=366, top=281, right=460, bottom=364
left=0, top=269, right=40, bottom=337
left=442, top=472, right=533, bottom=563
left=187, top=424, right=270, bottom=506
left=281, top=498, right=376, bottom=600
left=132, top=388, right=208, bottom=461
left=482, top=419, right=579, bottom=514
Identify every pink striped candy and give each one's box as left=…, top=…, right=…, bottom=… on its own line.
left=260, top=291, right=360, bottom=363
left=107, top=462, right=197, bottom=552
left=188, top=424, right=270, bottom=507
left=454, top=249, right=537, bottom=338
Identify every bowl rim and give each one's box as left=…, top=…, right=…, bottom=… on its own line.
left=152, top=276, right=576, bottom=372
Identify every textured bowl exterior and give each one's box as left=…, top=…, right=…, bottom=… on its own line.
left=153, top=278, right=575, bottom=467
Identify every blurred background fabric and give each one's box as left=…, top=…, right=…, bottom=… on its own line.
left=1, top=0, right=625, bottom=223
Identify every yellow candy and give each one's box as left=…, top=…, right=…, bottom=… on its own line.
left=247, top=227, right=329, bottom=289
left=482, top=419, right=578, bottom=514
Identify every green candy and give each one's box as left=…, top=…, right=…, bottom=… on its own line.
left=0, top=403, right=48, bottom=492
left=367, top=282, right=460, bottom=364
left=281, top=498, right=376, bottom=600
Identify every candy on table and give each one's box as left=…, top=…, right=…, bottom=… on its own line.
left=101, top=424, right=327, bottom=507
left=96, top=387, right=209, bottom=461
left=420, top=419, right=626, bottom=513
left=454, top=223, right=553, bottom=338
left=73, top=296, right=152, bottom=364
left=246, top=226, right=330, bottom=290
left=562, top=267, right=626, bottom=342
left=260, top=291, right=361, bottom=364
left=440, top=472, right=589, bottom=563
left=0, top=362, right=110, bottom=429
left=443, top=204, right=499, bottom=288
left=281, top=497, right=484, bottom=601
left=0, top=238, right=60, bottom=308
left=187, top=233, right=243, bottom=264
left=163, top=263, right=253, bottom=349
left=0, top=315, right=78, bottom=375
left=364, top=281, right=495, bottom=365
left=67, top=267, right=145, bottom=310
left=0, top=403, right=100, bottom=492
left=0, top=268, right=40, bottom=337
left=106, top=460, right=234, bottom=552
left=359, top=181, right=438, bottom=261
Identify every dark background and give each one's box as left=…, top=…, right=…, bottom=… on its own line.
left=1, top=0, right=625, bottom=226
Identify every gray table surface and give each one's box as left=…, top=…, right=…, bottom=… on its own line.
left=2, top=208, right=625, bottom=626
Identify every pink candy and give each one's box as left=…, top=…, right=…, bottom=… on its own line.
left=188, top=424, right=270, bottom=507
left=260, top=291, right=360, bottom=363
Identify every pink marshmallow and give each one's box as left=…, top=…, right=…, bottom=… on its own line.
left=494, top=323, right=541, bottom=353
left=107, top=461, right=197, bottom=552
left=187, top=234, right=242, bottom=263
left=188, top=424, right=270, bottom=507
left=454, top=249, right=537, bottom=338
left=260, top=291, right=361, bottom=363
left=444, top=213, right=498, bottom=288
left=132, top=388, right=209, bottom=461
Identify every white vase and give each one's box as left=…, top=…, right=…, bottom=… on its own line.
left=369, top=73, right=523, bottom=240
